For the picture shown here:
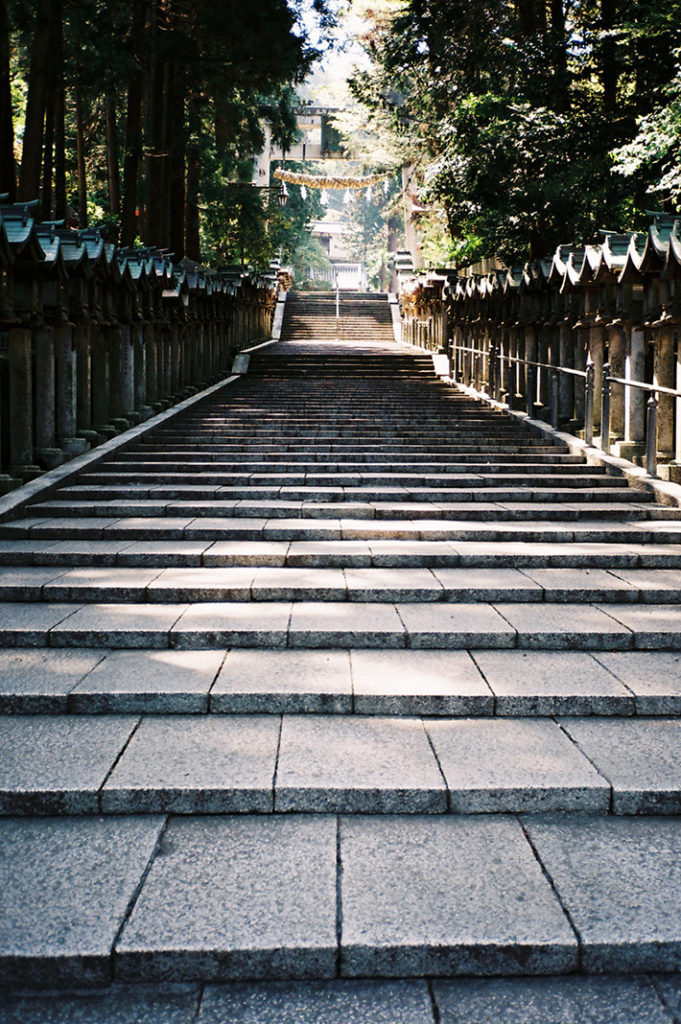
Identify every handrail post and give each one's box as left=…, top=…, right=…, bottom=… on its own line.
left=550, top=368, right=560, bottom=430
left=526, top=364, right=536, bottom=418
left=488, top=341, right=496, bottom=398
left=647, top=392, right=658, bottom=477
left=584, top=359, right=595, bottom=445
left=335, top=275, right=340, bottom=337
left=600, top=362, right=611, bottom=453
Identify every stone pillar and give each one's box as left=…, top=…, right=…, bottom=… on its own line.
left=133, top=323, right=149, bottom=416
left=654, top=325, right=675, bottom=458
left=573, top=328, right=586, bottom=424
left=56, top=323, right=89, bottom=456
left=92, top=328, right=115, bottom=437
left=119, top=324, right=135, bottom=420
left=558, top=322, right=574, bottom=424
left=620, top=325, right=646, bottom=457
left=145, top=324, right=158, bottom=405
left=8, top=326, right=40, bottom=477
left=33, top=325, right=63, bottom=467
left=607, top=325, right=626, bottom=442
left=589, top=326, right=604, bottom=431
left=74, top=323, right=97, bottom=444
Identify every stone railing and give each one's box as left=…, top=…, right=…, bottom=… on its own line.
left=0, top=199, right=282, bottom=493
left=395, top=214, right=681, bottom=482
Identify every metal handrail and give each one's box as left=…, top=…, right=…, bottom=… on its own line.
left=449, top=337, right=680, bottom=477
left=600, top=366, right=681, bottom=474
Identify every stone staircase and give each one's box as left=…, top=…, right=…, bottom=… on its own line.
left=3, top=299, right=681, bottom=1021
left=279, top=290, right=395, bottom=342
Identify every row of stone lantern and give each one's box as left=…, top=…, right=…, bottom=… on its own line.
left=0, top=199, right=282, bottom=493
left=395, top=213, right=681, bottom=481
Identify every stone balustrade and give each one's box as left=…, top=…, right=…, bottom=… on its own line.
left=396, top=214, right=681, bottom=481
left=0, top=200, right=282, bottom=493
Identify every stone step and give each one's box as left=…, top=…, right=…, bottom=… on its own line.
left=2, top=974, right=680, bottom=1024
left=25, top=499, right=665, bottom=522
left=2, top=565, right=681, bottom=605
left=7, top=710, right=681, bottom=816
left=3, top=538, right=681, bottom=570
left=4, top=517, right=681, bottom=543
left=1, top=646, right=678, bottom=718
left=0, top=598, right=679, bottom=650
left=5, top=812, right=681, bottom=987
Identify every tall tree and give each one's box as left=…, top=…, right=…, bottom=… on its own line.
left=0, top=0, right=15, bottom=199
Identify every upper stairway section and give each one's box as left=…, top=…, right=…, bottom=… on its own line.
left=279, top=291, right=396, bottom=344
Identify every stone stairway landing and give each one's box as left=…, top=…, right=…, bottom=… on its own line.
left=3, top=320, right=681, bottom=1019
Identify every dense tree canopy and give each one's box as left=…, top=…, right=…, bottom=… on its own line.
left=1, top=0, right=331, bottom=264
left=349, top=0, right=681, bottom=264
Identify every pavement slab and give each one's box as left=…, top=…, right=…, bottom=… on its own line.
left=472, top=650, right=634, bottom=715
left=275, top=716, right=446, bottom=813
left=70, top=649, right=225, bottom=713
left=524, top=815, right=681, bottom=972
left=202, top=541, right=290, bottom=566
left=0, top=815, right=164, bottom=987
left=426, top=718, right=609, bottom=813
left=288, top=602, right=405, bottom=648
left=350, top=649, right=493, bottom=716
left=344, top=568, right=443, bottom=602
left=0, top=984, right=201, bottom=1024
left=593, top=651, right=681, bottom=714
left=102, top=715, right=280, bottom=813
left=211, top=650, right=352, bottom=713
left=199, top=979, right=434, bottom=1024
left=117, top=541, right=210, bottom=567
left=251, top=567, right=347, bottom=601
left=431, top=568, right=542, bottom=601
left=368, top=541, right=459, bottom=567
left=561, top=717, right=681, bottom=814
left=340, top=815, right=577, bottom=977
left=398, top=603, right=516, bottom=649
left=147, top=568, right=255, bottom=602
left=494, top=603, right=633, bottom=650
left=595, top=605, right=681, bottom=649
left=286, top=541, right=372, bottom=567
left=0, top=567, right=69, bottom=600
left=432, top=975, right=674, bottom=1024
left=0, top=603, right=81, bottom=647
left=0, top=715, right=138, bottom=814
left=518, top=568, right=639, bottom=602
left=0, top=649, right=104, bottom=713
left=43, top=568, right=163, bottom=602
left=115, top=815, right=337, bottom=982
left=608, top=569, right=681, bottom=602
left=49, top=604, right=189, bottom=649
left=170, top=602, right=291, bottom=649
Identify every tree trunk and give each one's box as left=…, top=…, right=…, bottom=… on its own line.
left=0, top=0, right=16, bottom=200
left=120, top=0, right=146, bottom=245
left=185, top=94, right=201, bottom=261
left=168, top=66, right=185, bottom=259
left=52, top=0, right=66, bottom=220
left=549, top=0, right=568, bottom=108
left=18, top=0, right=54, bottom=202
left=105, top=92, right=121, bottom=217
left=74, top=86, right=88, bottom=227
left=41, top=91, right=54, bottom=218
left=145, top=0, right=167, bottom=245
left=600, top=0, right=617, bottom=118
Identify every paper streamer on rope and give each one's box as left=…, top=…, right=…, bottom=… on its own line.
left=273, top=168, right=390, bottom=190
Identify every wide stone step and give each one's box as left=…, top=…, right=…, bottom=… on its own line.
left=5, top=516, right=681, bottom=543
left=25, top=499, right=664, bottom=522
left=0, top=598, right=680, bottom=649
left=2, top=975, right=680, bottom=1024
left=5, top=811, right=681, bottom=986
left=2, top=646, right=678, bottom=717
left=6, top=710, right=681, bottom=816
left=3, top=538, right=681, bottom=569
left=2, top=565, right=681, bottom=605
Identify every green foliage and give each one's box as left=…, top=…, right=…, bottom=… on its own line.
left=349, top=0, right=681, bottom=264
